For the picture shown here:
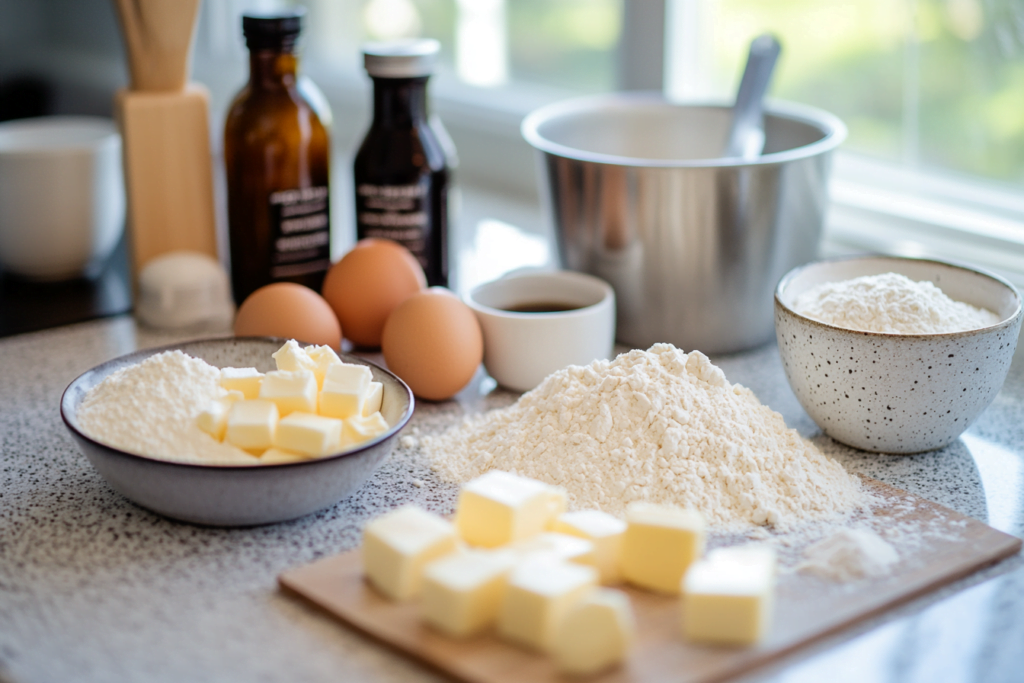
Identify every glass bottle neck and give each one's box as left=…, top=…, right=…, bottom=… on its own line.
left=372, top=77, right=430, bottom=127
left=249, top=49, right=298, bottom=89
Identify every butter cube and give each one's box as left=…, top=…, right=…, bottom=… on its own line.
left=220, top=367, right=263, bottom=399
left=508, top=532, right=595, bottom=568
left=225, top=400, right=279, bottom=451
left=553, top=588, right=636, bottom=676
left=553, top=510, right=627, bottom=585
left=682, top=546, right=776, bottom=646
left=274, top=411, right=343, bottom=456
left=259, top=447, right=309, bottom=464
left=319, top=362, right=373, bottom=419
left=307, top=344, right=342, bottom=388
left=272, top=340, right=317, bottom=374
left=622, top=502, right=705, bottom=594
left=363, top=505, right=459, bottom=601
left=196, top=390, right=244, bottom=441
left=421, top=551, right=518, bottom=638
left=497, top=559, right=598, bottom=652
left=362, top=381, right=384, bottom=416
left=259, top=369, right=317, bottom=416
left=343, top=412, right=390, bottom=447
left=456, top=470, right=567, bottom=548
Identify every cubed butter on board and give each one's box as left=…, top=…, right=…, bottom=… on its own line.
left=363, top=505, right=459, bottom=601
left=553, top=588, right=636, bottom=676
left=220, top=367, right=263, bottom=399
left=507, top=532, right=595, bottom=569
left=320, top=363, right=373, bottom=419
left=259, top=370, right=318, bottom=416
left=275, top=411, right=343, bottom=456
left=225, top=399, right=279, bottom=451
left=456, top=470, right=567, bottom=548
left=622, top=502, right=705, bottom=594
left=682, top=546, right=777, bottom=646
left=553, top=510, right=627, bottom=585
left=420, top=550, right=518, bottom=638
left=497, top=559, right=597, bottom=653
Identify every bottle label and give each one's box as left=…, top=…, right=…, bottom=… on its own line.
left=269, top=186, right=331, bottom=279
left=356, top=181, right=430, bottom=269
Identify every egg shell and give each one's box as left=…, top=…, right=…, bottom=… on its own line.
left=322, top=239, right=426, bottom=348
left=234, top=282, right=342, bottom=348
left=382, top=288, right=483, bottom=401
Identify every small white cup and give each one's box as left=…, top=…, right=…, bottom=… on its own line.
left=466, top=271, right=616, bottom=392
left=0, top=116, right=125, bottom=280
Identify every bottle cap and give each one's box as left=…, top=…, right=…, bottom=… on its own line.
left=242, top=10, right=304, bottom=50
left=363, top=39, right=440, bottom=78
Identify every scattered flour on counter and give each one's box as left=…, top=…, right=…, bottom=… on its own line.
left=799, top=528, right=899, bottom=581
left=792, top=272, right=1000, bottom=334
left=426, top=344, right=869, bottom=530
left=77, top=350, right=256, bottom=464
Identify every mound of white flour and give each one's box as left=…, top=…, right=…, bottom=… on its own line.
left=793, top=272, right=1000, bottom=334
left=799, top=528, right=899, bottom=581
left=427, top=344, right=867, bottom=529
left=77, top=351, right=255, bottom=464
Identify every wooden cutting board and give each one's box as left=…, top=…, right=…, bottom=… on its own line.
left=279, top=478, right=1021, bottom=683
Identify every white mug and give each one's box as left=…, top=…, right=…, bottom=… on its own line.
left=0, top=116, right=125, bottom=280
left=466, top=271, right=616, bottom=392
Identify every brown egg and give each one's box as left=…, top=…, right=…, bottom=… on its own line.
left=234, top=282, right=342, bottom=348
left=322, top=239, right=426, bottom=348
left=382, top=288, right=483, bottom=401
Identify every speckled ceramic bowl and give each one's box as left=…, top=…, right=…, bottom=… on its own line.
left=60, top=337, right=414, bottom=526
left=775, top=256, right=1022, bottom=453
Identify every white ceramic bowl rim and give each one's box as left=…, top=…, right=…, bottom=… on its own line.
left=775, top=254, right=1023, bottom=338
left=60, top=336, right=415, bottom=470
left=466, top=271, right=614, bottom=319
left=0, top=116, right=120, bottom=155
left=521, top=92, right=848, bottom=169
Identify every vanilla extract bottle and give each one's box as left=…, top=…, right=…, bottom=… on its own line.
left=354, top=40, right=450, bottom=287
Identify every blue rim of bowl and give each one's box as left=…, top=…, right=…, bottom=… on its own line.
left=59, top=335, right=415, bottom=470
left=520, top=92, right=848, bottom=169
left=465, top=271, right=615, bottom=319
left=774, top=254, right=1024, bottom=338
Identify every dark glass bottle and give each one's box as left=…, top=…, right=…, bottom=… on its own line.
left=354, top=40, right=450, bottom=287
left=224, top=10, right=332, bottom=305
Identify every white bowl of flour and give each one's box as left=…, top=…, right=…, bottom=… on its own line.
left=775, top=256, right=1022, bottom=453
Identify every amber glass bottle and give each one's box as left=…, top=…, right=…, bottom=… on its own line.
left=354, top=40, right=450, bottom=287
left=224, top=11, right=332, bottom=304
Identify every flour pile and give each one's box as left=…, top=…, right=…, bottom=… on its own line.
left=428, top=344, right=867, bottom=529
left=793, top=272, right=1000, bottom=334
left=799, top=528, right=899, bottom=581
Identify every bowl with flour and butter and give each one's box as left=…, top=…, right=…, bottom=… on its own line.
left=60, top=337, right=414, bottom=526
left=775, top=255, right=1022, bottom=454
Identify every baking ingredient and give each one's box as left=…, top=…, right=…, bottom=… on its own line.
left=258, top=369, right=318, bottom=416
left=319, top=362, right=373, bottom=419
left=234, top=282, right=342, bottom=348
left=220, top=366, right=263, bottom=399
left=506, top=533, right=595, bottom=569
left=321, top=238, right=426, bottom=348
left=622, top=503, right=705, bottom=594
left=344, top=412, right=390, bottom=444
left=682, top=546, right=776, bottom=645
left=260, top=447, right=308, bottom=464
left=362, top=381, right=384, bottom=416
left=381, top=288, right=483, bottom=401
left=552, top=589, right=635, bottom=676
left=196, top=390, right=243, bottom=440
left=362, top=504, right=459, bottom=601
left=497, top=559, right=598, bottom=653
left=793, top=272, right=1001, bottom=334
left=455, top=470, right=566, bottom=548
left=226, top=400, right=279, bottom=451
left=275, top=412, right=342, bottom=456
left=800, top=528, right=899, bottom=581
left=428, top=344, right=867, bottom=528
left=553, top=510, right=626, bottom=585
left=420, top=551, right=518, bottom=638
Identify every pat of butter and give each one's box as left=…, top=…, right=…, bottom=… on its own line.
left=363, top=504, right=459, bottom=601
left=259, top=369, right=317, bottom=416
left=361, top=381, right=384, bottom=417
left=306, top=344, right=342, bottom=388
left=421, top=550, right=518, bottom=638
left=225, top=399, right=279, bottom=451
left=259, top=447, right=309, bottom=464
left=456, top=470, right=567, bottom=548
left=220, top=367, right=263, bottom=399
left=275, top=411, right=343, bottom=456
left=507, top=532, right=595, bottom=568
left=343, top=412, right=389, bottom=447
left=553, top=588, right=635, bottom=676
left=682, top=546, right=776, bottom=646
left=553, top=510, right=627, bottom=585
left=319, top=363, right=373, bottom=419
left=196, top=390, right=244, bottom=441
left=272, top=340, right=317, bottom=374
left=622, top=502, right=705, bottom=594
left=497, top=559, right=597, bottom=653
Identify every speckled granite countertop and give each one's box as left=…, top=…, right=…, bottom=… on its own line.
left=2, top=312, right=1023, bottom=683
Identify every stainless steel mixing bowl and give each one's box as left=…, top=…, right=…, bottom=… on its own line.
left=522, top=93, right=846, bottom=354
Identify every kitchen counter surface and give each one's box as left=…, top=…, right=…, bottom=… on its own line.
left=4, top=218, right=1024, bottom=683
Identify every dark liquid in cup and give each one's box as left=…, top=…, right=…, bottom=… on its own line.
left=503, top=301, right=586, bottom=313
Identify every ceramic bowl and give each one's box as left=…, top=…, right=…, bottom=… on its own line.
left=775, top=256, right=1022, bottom=454
left=60, top=337, right=414, bottom=526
